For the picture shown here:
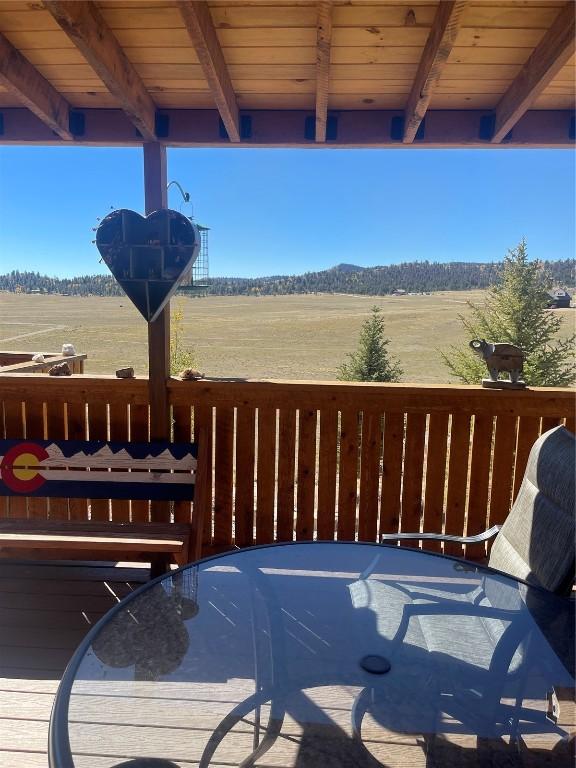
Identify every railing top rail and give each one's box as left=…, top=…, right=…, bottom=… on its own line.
left=169, top=378, right=575, bottom=416
left=0, top=373, right=148, bottom=404
left=0, top=374, right=573, bottom=416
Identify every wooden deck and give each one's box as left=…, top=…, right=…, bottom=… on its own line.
left=0, top=559, right=432, bottom=768
left=0, top=559, right=573, bottom=768
left=0, top=559, right=148, bottom=768
left=0, top=559, right=431, bottom=768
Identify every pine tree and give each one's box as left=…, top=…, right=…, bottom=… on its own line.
left=338, top=306, right=403, bottom=382
left=441, top=239, right=575, bottom=386
left=170, top=301, right=198, bottom=375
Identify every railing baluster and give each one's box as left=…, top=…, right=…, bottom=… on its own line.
left=213, top=406, right=234, bottom=549
left=296, top=407, right=317, bottom=540
left=444, top=413, right=472, bottom=557
left=400, top=412, right=427, bottom=548
left=422, top=412, right=449, bottom=553
left=317, top=408, right=338, bottom=541
left=256, top=407, right=276, bottom=545
left=129, top=403, right=150, bottom=523
left=3, top=400, right=26, bottom=519
left=337, top=409, right=359, bottom=541
left=67, top=402, right=88, bottom=521
left=357, top=410, right=382, bottom=543
left=109, top=402, right=130, bottom=523
left=277, top=408, right=296, bottom=542
left=541, top=416, right=562, bottom=432
left=173, top=404, right=193, bottom=525
left=466, top=413, right=494, bottom=560
left=192, top=405, right=213, bottom=555
left=235, top=406, right=256, bottom=547
left=87, top=402, right=109, bottom=522
left=487, top=414, right=518, bottom=531
left=380, top=412, right=404, bottom=539
left=45, top=401, right=70, bottom=520
left=24, top=401, right=48, bottom=520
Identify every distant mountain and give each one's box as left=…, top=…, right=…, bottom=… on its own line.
left=330, top=263, right=365, bottom=273
left=1, top=259, right=574, bottom=298
left=206, top=259, right=575, bottom=297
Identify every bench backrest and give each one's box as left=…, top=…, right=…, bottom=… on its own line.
left=0, top=439, right=197, bottom=501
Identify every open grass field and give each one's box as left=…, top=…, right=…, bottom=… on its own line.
left=0, top=291, right=573, bottom=383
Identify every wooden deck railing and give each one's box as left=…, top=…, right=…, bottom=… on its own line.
left=1, top=375, right=574, bottom=560
left=0, top=351, right=86, bottom=374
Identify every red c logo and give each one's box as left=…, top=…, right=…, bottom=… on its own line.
left=0, top=442, right=49, bottom=493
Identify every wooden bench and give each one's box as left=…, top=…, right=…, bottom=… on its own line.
left=0, top=438, right=201, bottom=578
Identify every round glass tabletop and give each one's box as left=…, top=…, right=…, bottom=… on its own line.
left=50, top=543, right=575, bottom=768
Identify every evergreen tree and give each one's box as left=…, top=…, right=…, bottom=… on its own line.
left=338, top=306, right=403, bottom=382
left=170, top=302, right=198, bottom=375
left=441, top=240, right=576, bottom=386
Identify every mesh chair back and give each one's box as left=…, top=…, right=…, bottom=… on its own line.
left=488, top=426, right=575, bottom=595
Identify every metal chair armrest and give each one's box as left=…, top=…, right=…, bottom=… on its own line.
left=381, top=525, right=501, bottom=545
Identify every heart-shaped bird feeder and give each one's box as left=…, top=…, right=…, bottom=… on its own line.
left=96, top=209, right=200, bottom=322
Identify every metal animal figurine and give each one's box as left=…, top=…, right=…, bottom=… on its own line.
left=470, top=339, right=525, bottom=387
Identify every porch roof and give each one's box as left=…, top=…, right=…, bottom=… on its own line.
left=0, top=0, right=574, bottom=148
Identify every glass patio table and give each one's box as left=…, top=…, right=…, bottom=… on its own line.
left=49, top=542, right=575, bottom=768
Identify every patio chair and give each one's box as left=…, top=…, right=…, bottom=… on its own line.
left=381, top=425, right=576, bottom=596
left=349, top=425, right=575, bottom=761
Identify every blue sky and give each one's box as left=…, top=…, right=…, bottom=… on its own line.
left=0, top=146, right=574, bottom=278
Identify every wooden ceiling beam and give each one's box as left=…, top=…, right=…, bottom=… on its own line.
left=177, top=1, right=240, bottom=143
left=403, top=1, right=468, bottom=144
left=492, top=1, right=575, bottom=144
left=1, top=109, right=573, bottom=149
left=0, top=32, right=72, bottom=140
left=315, top=1, right=333, bottom=143
left=44, top=1, right=156, bottom=141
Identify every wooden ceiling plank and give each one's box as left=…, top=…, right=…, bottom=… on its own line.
left=403, top=1, right=468, bottom=143
left=43, top=1, right=157, bottom=140
left=0, top=31, right=72, bottom=139
left=315, top=1, right=333, bottom=143
left=177, top=1, right=240, bottom=142
left=491, top=1, right=575, bottom=143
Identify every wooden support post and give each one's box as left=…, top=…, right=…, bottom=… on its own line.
left=143, top=142, right=170, bottom=523
left=315, top=1, right=333, bottom=144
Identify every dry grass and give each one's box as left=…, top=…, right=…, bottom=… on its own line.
left=0, top=291, right=573, bottom=383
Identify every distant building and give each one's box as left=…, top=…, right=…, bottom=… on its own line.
left=392, top=288, right=407, bottom=296
left=547, top=289, right=572, bottom=309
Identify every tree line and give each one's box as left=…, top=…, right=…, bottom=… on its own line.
left=0, top=271, right=123, bottom=296
left=0, top=258, right=573, bottom=298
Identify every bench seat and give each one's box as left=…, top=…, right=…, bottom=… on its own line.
left=0, top=437, right=201, bottom=577
left=0, top=520, right=192, bottom=577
